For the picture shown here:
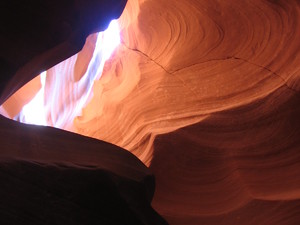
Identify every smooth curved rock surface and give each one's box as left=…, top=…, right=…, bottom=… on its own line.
left=72, top=0, right=300, bottom=164
left=63, top=0, right=300, bottom=223
left=150, top=87, right=300, bottom=224
left=1, top=0, right=300, bottom=224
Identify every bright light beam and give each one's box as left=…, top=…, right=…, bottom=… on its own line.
left=16, top=19, right=120, bottom=127
left=102, top=20, right=120, bottom=60
left=18, top=71, right=47, bottom=126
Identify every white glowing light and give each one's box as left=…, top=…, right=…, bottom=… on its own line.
left=102, top=20, right=120, bottom=60
left=18, top=71, right=47, bottom=126
left=16, top=19, right=120, bottom=127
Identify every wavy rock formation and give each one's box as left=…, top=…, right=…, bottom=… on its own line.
left=1, top=0, right=300, bottom=224
left=151, top=88, right=300, bottom=224
left=72, top=0, right=300, bottom=163
left=76, top=1, right=300, bottom=223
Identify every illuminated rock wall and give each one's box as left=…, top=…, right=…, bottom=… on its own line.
left=74, top=0, right=300, bottom=223
left=74, top=0, right=300, bottom=164
left=1, top=0, right=300, bottom=224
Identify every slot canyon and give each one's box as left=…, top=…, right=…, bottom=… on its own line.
left=1, top=0, right=300, bottom=224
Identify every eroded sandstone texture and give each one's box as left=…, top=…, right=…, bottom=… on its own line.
left=1, top=0, right=300, bottom=224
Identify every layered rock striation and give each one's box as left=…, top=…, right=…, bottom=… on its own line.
left=1, top=0, right=300, bottom=224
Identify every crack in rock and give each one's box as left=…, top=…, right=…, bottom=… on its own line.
left=121, top=42, right=172, bottom=74
left=121, top=43, right=298, bottom=94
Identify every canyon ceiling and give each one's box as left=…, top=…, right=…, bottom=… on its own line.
left=1, top=0, right=300, bottom=224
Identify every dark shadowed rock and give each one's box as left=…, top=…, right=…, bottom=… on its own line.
left=0, top=115, right=168, bottom=224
